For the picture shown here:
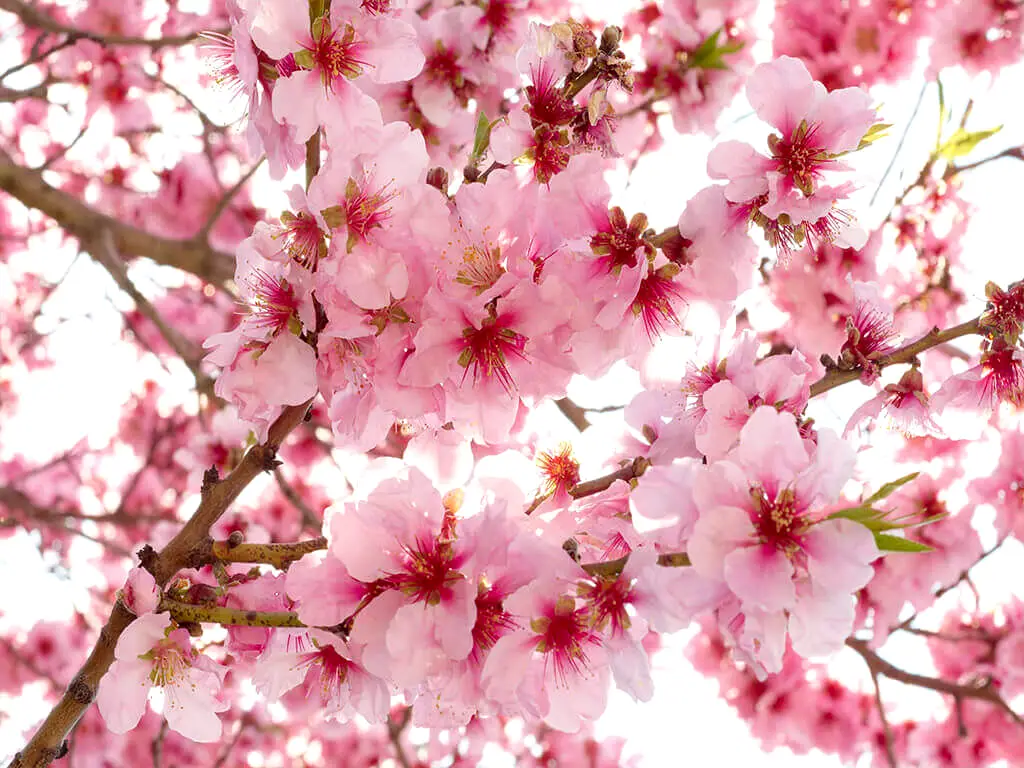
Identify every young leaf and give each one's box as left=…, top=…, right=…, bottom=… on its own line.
left=864, top=472, right=919, bottom=505
left=938, top=125, right=1003, bottom=160
left=874, top=533, right=934, bottom=553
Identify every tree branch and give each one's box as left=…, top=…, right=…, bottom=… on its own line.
left=0, top=0, right=213, bottom=49
left=206, top=536, right=328, bottom=571
left=0, top=147, right=235, bottom=286
left=809, top=317, right=982, bottom=398
left=9, top=399, right=315, bottom=768
left=846, top=637, right=1022, bottom=727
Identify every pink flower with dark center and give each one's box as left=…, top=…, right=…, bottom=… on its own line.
left=458, top=312, right=529, bottom=394
left=845, top=365, right=943, bottom=438
left=531, top=595, right=603, bottom=684
left=255, top=629, right=389, bottom=723
left=469, top=582, right=521, bottom=666
left=526, top=62, right=577, bottom=127
left=632, top=266, right=684, bottom=339
left=274, top=210, right=326, bottom=270
left=536, top=442, right=581, bottom=501
left=982, top=280, right=1024, bottom=341
left=301, top=20, right=371, bottom=91
left=590, top=207, right=654, bottom=273
left=244, top=269, right=301, bottom=334
left=340, top=176, right=397, bottom=250
left=839, top=282, right=899, bottom=382
left=933, top=339, right=1024, bottom=417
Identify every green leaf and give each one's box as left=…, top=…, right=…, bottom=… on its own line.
left=688, top=28, right=745, bottom=71
left=938, top=125, right=1004, bottom=160
left=471, top=111, right=493, bottom=161
left=864, top=472, right=919, bottom=505
left=874, top=533, right=934, bottom=553
left=827, top=505, right=880, bottom=522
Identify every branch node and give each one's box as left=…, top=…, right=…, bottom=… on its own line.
left=68, top=677, right=94, bottom=705
left=260, top=448, right=282, bottom=473
left=227, top=530, right=245, bottom=549
left=201, top=466, right=220, bottom=494
left=137, top=544, right=158, bottom=574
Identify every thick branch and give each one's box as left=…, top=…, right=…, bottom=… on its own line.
left=809, top=318, right=982, bottom=398
left=11, top=400, right=314, bottom=768
left=160, top=599, right=307, bottom=629
left=0, top=0, right=210, bottom=49
left=0, top=148, right=235, bottom=285
left=207, top=536, right=327, bottom=571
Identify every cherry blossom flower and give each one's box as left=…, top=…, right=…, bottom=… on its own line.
left=96, top=613, right=227, bottom=742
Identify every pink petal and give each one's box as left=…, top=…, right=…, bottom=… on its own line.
left=723, top=545, right=796, bottom=612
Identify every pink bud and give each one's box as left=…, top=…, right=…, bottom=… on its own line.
left=122, top=567, right=160, bottom=616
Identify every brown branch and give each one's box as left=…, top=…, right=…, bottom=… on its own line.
left=948, top=145, right=1024, bottom=177
left=387, top=708, right=413, bottom=768
left=809, top=317, right=982, bottom=398
left=847, top=638, right=1022, bottom=727
left=868, top=669, right=898, bottom=768
left=569, top=456, right=649, bottom=499
left=160, top=599, right=309, bottom=629
left=581, top=550, right=690, bottom=579
left=554, top=397, right=591, bottom=431
left=206, top=536, right=327, bottom=571
left=0, top=147, right=235, bottom=285
left=272, top=467, right=322, bottom=533
left=197, top=158, right=264, bottom=242
left=91, top=229, right=212, bottom=393
left=0, top=0, right=213, bottom=49
left=10, top=399, right=315, bottom=768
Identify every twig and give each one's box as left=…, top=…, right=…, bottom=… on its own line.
left=871, top=81, right=928, bottom=206
left=569, top=456, right=649, bottom=498
left=387, top=708, right=413, bottom=768
left=206, top=536, right=328, bottom=571
left=91, top=230, right=213, bottom=394
left=847, top=638, right=1023, bottom=727
left=150, top=719, right=168, bottom=768
left=273, top=467, right=322, bottom=533
left=809, top=317, right=982, bottom=398
left=868, top=670, right=898, bottom=768
left=196, top=158, right=264, bottom=242
left=555, top=397, right=591, bottom=431
left=948, top=145, right=1024, bottom=176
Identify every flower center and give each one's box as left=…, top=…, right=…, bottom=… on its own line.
left=246, top=269, right=300, bottom=334
left=470, top=583, right=518, bottom=664
left=276, top=211, right=326, bottom=270
left=298, top=642, right=351, bottom=706
left=306, top=21, right=369, bottom=88
left=457, top=314, right=528, bottom=393
left=147, top=642, right=191, bottom=687
left=536, top=443, right=581, bottom=497
left=768, top=120, right=825, bottom=196
left=393, top=535, right=465, bottom=605
left=531, top=595, right=601, bottom=685
left=750, top=486, right=805, bottom=552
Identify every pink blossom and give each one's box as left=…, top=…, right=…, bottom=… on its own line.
left=121, top=567, right=160, bottom=616
left=689, top=408, right=877, bottom=672
left=96, top=613, right=226, bottom=742
left=708, top=56, right=878, bottom=253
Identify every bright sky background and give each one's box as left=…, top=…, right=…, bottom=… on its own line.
left=3, top=0, right=1024, bottom=765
